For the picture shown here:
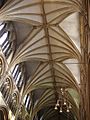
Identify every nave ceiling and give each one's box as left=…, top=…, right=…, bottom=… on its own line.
left=0, top=0, right=89, bottom=120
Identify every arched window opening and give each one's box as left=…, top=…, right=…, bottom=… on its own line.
left=1, top=32, right=13, bottom=59
left=0, top=22, right=15, bottom=62
left=18, top=75, right=24, bottom=91
left=11, top=64, right=25, bottom=91
left=0, top=23, right=5, bottom=32
left=12, top=64, right=19, bottom=80
left=0, top=32, right=8, bottom=46
left=24, top=94, right=31, bottom=113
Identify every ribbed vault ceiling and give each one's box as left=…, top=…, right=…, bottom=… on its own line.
left=0, top=0, right=87, bottom=120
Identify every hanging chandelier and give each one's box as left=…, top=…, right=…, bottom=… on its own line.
left=54, top=88, right=72, bottom=113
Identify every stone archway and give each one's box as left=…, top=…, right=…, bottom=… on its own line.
left=0, top=106, right=8, bottom=120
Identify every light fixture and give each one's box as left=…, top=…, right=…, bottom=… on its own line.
left=54, top=105, right=58, bottom=110
left=60, top=107, right=62, bottom=113
left=61, top=88, right=64, bottom=95
left=67, top=107, right=70, bottom=113
left=61, top=88, right=63, bottom=92
left=64, top=98, right=67, bottom=105
left=56, top=99, right=60, bottom=106
left=54, top=88, right=72, bottom=113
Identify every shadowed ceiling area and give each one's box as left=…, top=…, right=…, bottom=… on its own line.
left=0, top=0, right=89, bottom=120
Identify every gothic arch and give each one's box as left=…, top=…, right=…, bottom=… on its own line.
left=0, top=106, right=8, bottom=120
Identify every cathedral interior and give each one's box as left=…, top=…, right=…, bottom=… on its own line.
left=0, top=0, right=89, bottom=120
